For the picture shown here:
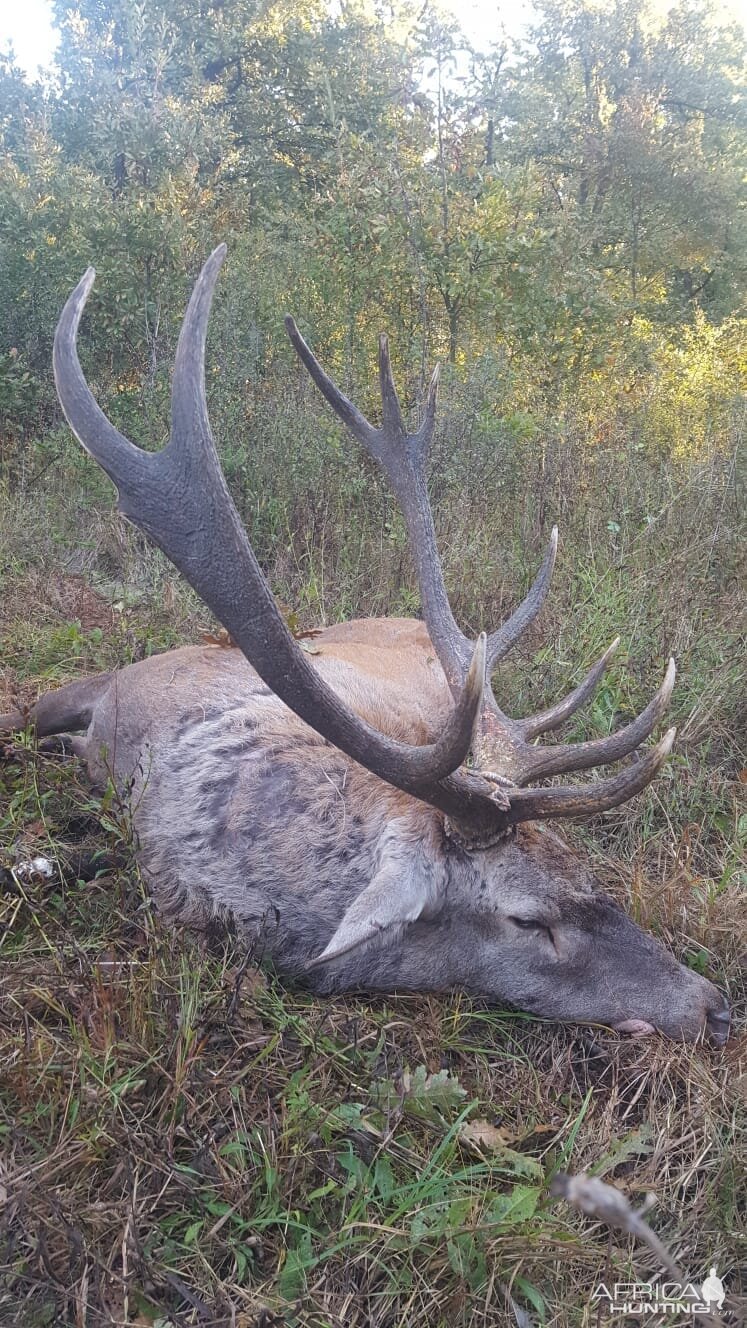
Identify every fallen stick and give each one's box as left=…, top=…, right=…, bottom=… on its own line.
left=549, top=1171, right=727, bottom=1328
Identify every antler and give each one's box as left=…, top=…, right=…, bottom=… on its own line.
left=53, top=246, right=675, bottom=846
left=285, top=317, right=677, bottom=836
left=53, top=246, right=495, bottom=822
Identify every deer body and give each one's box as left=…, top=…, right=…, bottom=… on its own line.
left=41, top=619, right=448, bottom=792
left=7, top=619, right=727, bottom=1040
left=1, top=246, right=730, bottom=1044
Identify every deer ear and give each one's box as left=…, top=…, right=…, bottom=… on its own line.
left=308, top=848, right=444, bottom=969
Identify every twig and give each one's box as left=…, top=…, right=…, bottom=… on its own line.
left=550, top=1172, right=726, bottom=1327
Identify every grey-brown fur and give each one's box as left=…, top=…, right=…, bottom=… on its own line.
left=2, top=620, right=729, bottom=1044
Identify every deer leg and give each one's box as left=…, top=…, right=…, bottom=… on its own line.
left=0, top=672, right=112, bottom=738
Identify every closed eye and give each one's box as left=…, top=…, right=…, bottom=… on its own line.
left=509, top=916, right=557, bottom=950
left=509, top=916, right=546, bottom=931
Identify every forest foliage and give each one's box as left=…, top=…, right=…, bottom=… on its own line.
left=0, top=0, right=744, bottom=473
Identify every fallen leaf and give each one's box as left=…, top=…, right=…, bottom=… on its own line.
left=200, top=628, right=235, bottom=648
left=460, top=1118, right=512, bottom=1150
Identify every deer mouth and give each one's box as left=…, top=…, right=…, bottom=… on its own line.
left=613, top=1001, right=731, bottom=1045
left=705, top=1005, right=731, bottom=1047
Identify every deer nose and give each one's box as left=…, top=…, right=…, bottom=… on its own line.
left=705, top=1002, right=731, bottom=1047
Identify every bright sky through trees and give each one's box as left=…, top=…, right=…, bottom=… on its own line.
left=4, top=0, right=533, bottom=76
left=2, top=0, right=744, bottom=78
left=0, top=0, right=59, bottom=77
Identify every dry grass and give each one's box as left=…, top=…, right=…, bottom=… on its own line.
left=0, top=800, right=744, bottom=1327
left=0, top=436, right=745, bottom=1326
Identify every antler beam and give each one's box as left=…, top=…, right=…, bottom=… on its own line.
left=53, top=247, right=490, bottom=814
left=52, top=247, right=675, bottom=846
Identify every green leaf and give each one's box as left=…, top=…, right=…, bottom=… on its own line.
left=489, top=1147, right=544, bottom=1180
left=591, top=1124, right=653, bottom=1178
left=514, top=1275, right=548, bottom=1321
left=485, top=1184, right=540, bottom=1227
left=278, top=1231, right=315, bottom=1300
left=373, top=1155, right=395, bottom=1202
left=370, top=1065, right=468, bottom=1124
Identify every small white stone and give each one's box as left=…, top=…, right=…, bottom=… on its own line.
left=16, top=856, right=55, bottom=880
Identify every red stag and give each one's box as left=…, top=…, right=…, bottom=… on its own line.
left=1, top=247, right=729, bottom=1045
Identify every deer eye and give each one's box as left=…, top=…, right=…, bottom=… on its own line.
left=509, top=916, right=554, bottom=943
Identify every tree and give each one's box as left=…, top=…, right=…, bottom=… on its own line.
left=494, top=0, right=746, bottom=322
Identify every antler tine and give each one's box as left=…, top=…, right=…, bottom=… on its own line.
left=377, top=333, right=406, bottom=442
left=54, top=254, right=493, bottom=808
left=413, top=362, right=441, bottom=457
left=285, top=317, right=471, bottom=688
left=169, top=242, right=227, bottom=460
left=377, top=334, right=440, bottom=464
left=486, top=528, right=558, bottom=670
left=54, top=267, right=150, bottom=491
left=284, top=316, right=378, bottom=450
left=519, top=637, right=620, bottom=740
left=506, top=728, right=676, bottom=824
left=515, top=659, right=676, bottom=784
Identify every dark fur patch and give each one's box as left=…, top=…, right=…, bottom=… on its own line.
left=174, top=705, right=224, bottom=740
left=561, top=895, right=616, bottom=930
left=200, top=773, right=238, bottom=797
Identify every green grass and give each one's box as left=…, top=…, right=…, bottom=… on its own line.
left=1, top=414, right=745, bottom=1326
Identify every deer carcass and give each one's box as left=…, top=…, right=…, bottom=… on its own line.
left=1, top=247, right=729, bottom=1045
